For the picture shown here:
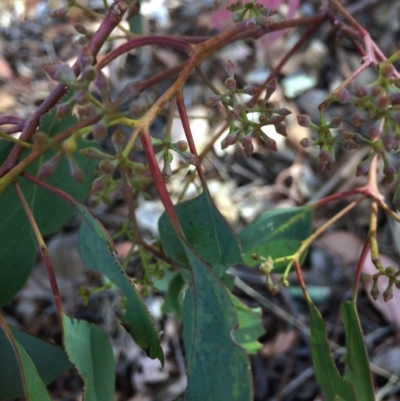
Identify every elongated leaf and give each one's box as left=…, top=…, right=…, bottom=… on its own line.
left=0, top=135, right=97, bottom=307
left=77, top=218, right=163, bottom=363
left=309, top=303, right=358, bottom=401
left=162, top=273, right=185, bottom=321
left=341, top=301, right=374, bottom=401
left=0, top=319, right=51, bottom=401
left=62, top=313, right=114, bottom=401
left=182, top=244, right=252, bottom=400
left=158, top=192, right=243, bottom=268
left=230, top=294, right=264, bottom=354
left=239, top=206, right=314, bottom=270
left=0, top=327, right=72, bottom=400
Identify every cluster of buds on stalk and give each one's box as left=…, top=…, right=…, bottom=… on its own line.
left=298, top=52, right=400, bottom=207
left=363, top=265, right=400, bottom=302
left=152, top=138, right=195, bottom=180
left=207, top=60, right=291, bottom=157
left=226, top=0, right=278, bottom=29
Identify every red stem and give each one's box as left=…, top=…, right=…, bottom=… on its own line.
left=0, top=116, right=24, bottom=127
left=140, top=131, right=183, bottom=236
left=353, top=239, right=370, bottom=301
left=97, top=36, right=192, bottom=70
left=176, top=94, right=208, bottom=189
left=13, top=181, right=64, bottom=324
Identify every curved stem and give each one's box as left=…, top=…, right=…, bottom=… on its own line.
left=14, top=181, right=64, bottom=324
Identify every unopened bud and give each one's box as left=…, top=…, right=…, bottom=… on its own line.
left=221, top=134, right=238, bottom=149
left=265, top=137, right=277, bottom=151
left=380, top=63, right=395, bottom=78
left=225, top=77, right=237, bottom=90
left=351, top=112, right=366, bottom=126
left=99, top=159, right=115, bottom=175
left=43, top=61, right=75, bottom=85
left=241, top=136, right=254, bottom=157
left=112, top=131, right=125, bottom=147
left=355, top=86, right=370, bottom=98
left=385, top=266, right=396, bottom=277
left=245, top=17, right=257, bottom=30
left=179, top=151, right=196, bottom=164
left=50, top=7, right=69, bottom=19
left=300, top=138, right=313, bottom=148
left=371, top=86, right=383, bottom=97
left=370, top=281, right=379, bottom=300
left=79, top=46, right=94, bottom=69
left=205, top=95, right=220, bottom=107
left=270, top=115, right=285, bottom=125
left=94, top=70, right=110, bottom=101
left=265, top=80, right=277, bottom=100
left=74, top=24, right=88, bottom=35
left=389, top=92, right=400, bottom=106
left=93, top=123, right=108, bottom=140
left=74, top=91, right=89, bottom=106
left=383, top=284, right=394, bottom=302
left=91, top=175, right=107, bottom=193
left=297, top=114, right=311, bottom=127
left=356, top=154, right=375, bottom=176
left=334, top=89, right=352, bottom=103
left=82, top=67, right=97, bottom=82
left=38, top=153, right=62, bottom=179
left=56, top=102, right=72, bottom=118
left=62, top=138, right=77, bottom=155
left=376, top=96, right=390, bottom=110
left=118, top=81, right=140, bottom=104
left=80, top=147, right=113, bottom=160
left=329, top=115, right=342, bottom=128
left=274, top=108, right=291, bottom=117
left=362, top=274, right=373, bottom=283
left=175, top=140, right=188, bottom=152
left=229, top=108, right=240, bottom=120
left=274, top=123, right=287, bottom=136
left=77, top=104, right=95, bottom=119
left=68, top=158, right=84, bottom=183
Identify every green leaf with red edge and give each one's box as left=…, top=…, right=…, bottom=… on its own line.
left=309, top=302, right=358, bottom=401
left=77, top=216, right=164, bottom=363
left=0, top=104, right=98, bottom=306
left=181, top=244, right=252, bottom=400
left=158, top=191, right=243, bottom=269
left=61, top=313, right=115, bottom=401
left=0, top=318, right=53, bottom=401
left=0, top=326, right=72, bottom=400
left=239, top=206, right=314, bottom=270
left=341, top=301, right=375, bottom=401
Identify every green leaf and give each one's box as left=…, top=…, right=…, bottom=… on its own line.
left=77, top=218, right=163, bottom=363
left=309, top=302, right=358, bottom=401
left=230, top=294, right=264, bottom=354
left=182, top=244, right=252, bottom=400
left=161, top=273, right=185, bottom=321
left=0, top=322, right=53, bottom=401
left=341, top=301, right=374, bottom=401
left=62, top=313, right=115, bottom=401
left=158, top=192, right=243, bottom=268
left=239, top=206, right=314, bottom=270
left=0, top=112, right=98, bottom=306
left=0, top=327, right=72, bottom=400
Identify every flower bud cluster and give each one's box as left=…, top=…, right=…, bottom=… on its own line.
left=227, top=0, right=277, bottom=29
left=363, top=265, right=400, bottom=302
left=207, top=60, right=291, bottom=156
left=298, top=55, right=400, bottom=188
left=297, top=114, right=341, bottom=171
